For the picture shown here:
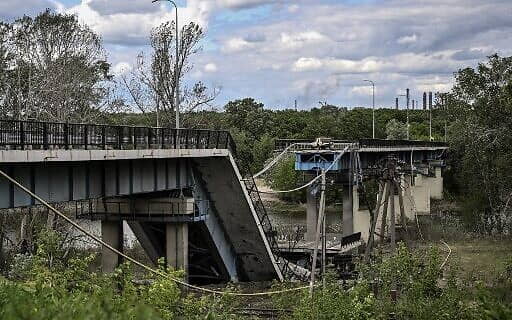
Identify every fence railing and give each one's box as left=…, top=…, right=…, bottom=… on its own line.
left=358, top=139, right=448, bottom=148
left=235, top=158, right=288, bottom=278
left=0, top=119, right=233, bottom=151
left=75, top=197, right=210, bottom=222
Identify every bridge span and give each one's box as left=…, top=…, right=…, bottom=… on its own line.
left=0, top=119, right=283, bottom=283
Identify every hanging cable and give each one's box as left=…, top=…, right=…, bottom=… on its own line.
left=253, top=143, right=298, bottom=178
left=0, top=169, right=314, bottom=297
left=259, top=144, right=353, bottom=194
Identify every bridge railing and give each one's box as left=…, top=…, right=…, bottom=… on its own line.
left=0, top=119, right=233, bottom=151
left=75, top=197, right=210, bottom=222
left=358, top=139, right=448, bottom=148
left=274, top=138, right=447, bottom=151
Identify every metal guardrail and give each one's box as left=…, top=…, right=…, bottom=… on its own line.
left=235, top=159, right=288, bottom=278
left=275, top=138, right=447, bottom=151
left=358, top=139, right=448, bottom=148
left=0, top=119, right=232, bottom=150
left=75, top=197, right=210, bottom=222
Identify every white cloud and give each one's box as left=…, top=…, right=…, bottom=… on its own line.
left=66, top=0, right=215, bottom=46
left=204, top=63, right=218, bottom=72
left=292, top=57, right=323, bottom=72
left=397, top=34, right=418, bottom=44
left=217, top=0, right=279, bottom=10
left=351, top=86, right=373, bottom=96
left=222, top=37, right=255, bottom=53
left=280, top=31, right=327, bottom=49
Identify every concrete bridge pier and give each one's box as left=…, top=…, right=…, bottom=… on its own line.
left=166, top=223, right=189, bottom=274
left=101, top=220, right=124, bottom=273
left=427, top=166, right=443, bottom=200
left=342, top=185, right=355, bottom=238
left=305, top=186, right=318, bottom=241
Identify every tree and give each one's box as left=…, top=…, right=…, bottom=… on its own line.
left=225, top=98, right=272, bottom=140
left=446, top=54, right=512, bottom=233
left=385, top=119, right=407, bottom=140
left=0, top=22, right=13, bottom=108
left=1, top=9, right=114, bottom=122
left=123, top=21, right=219, bottom=127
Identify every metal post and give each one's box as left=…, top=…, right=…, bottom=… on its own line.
left=64, top=122, right=69, bottom=150
left=321, top=170, right=327, bottom=288
left=117, top=126, right=122, bottom=150
left=429, top=92, right=433, bottom=141
left=84, top=125, right=89, bottom=150
left=42, top=122, right=49, bottom=150
left=19, top=121, right=25, bottom=150
left=101, top=126, right=107, bottom=150
left=406, top=88, right=410, bottom=140
left=390, top=177, right=396, bottom=253
left=364, top=80, right=375, bottom=139
left=309, top=170, right=326, bottom=296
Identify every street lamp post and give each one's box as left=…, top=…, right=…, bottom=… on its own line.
left=152, top=0, right=180, bottom=129
left=363, top=80, right=375, bottom=139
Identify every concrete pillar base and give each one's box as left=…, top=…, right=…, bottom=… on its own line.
left=166, top=223, right=189, bottom=274
left=101, top=220, right=123, bottom=273
left=305, top=186, right=318, bottom=242
left=342, top=185, right=354, bottom=238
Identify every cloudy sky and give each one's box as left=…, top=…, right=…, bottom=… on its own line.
left=1, top=0, right=512, bottom=110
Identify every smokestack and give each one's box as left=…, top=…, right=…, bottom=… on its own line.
left=395, top=97, right=399, bottom=110
left=423, top=92, right=427, bottom=110
left=406, top=88, right=410, bottom=110
left=412, top=100, right=415, bottom=110
left=428, top=92, right=433, bottom=110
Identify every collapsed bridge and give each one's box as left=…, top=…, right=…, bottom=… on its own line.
left=0, top=120, right=447, bottom=283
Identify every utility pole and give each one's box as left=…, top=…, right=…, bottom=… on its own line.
left=428, top=92, right=433, bottom=141
left=321, top=170, right=327, bottom=288
left=309, top=169, right=327, bottom=296
left=406, top=88, right=410, bottom=140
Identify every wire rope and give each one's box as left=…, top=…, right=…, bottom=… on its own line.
left=0, top=169, right=314, bottom=297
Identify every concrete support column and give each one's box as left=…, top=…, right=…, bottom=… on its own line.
left=101, top=220, right=123, bottom=273
left=405, top=175, right=430, bottom=216
left=166, top=223, right=189, bottom=274
left=342, top=185, right=354, bottom=237
left=430, top=167, right=443, bottom=200
left=305, top=186, right=318, bottom=242
left=352, top=186, right=371, bottom=242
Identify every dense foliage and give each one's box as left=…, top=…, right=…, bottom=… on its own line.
left=446, top=54, right=512, bottom=234
left=1, top=232, right=511, bottom=319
